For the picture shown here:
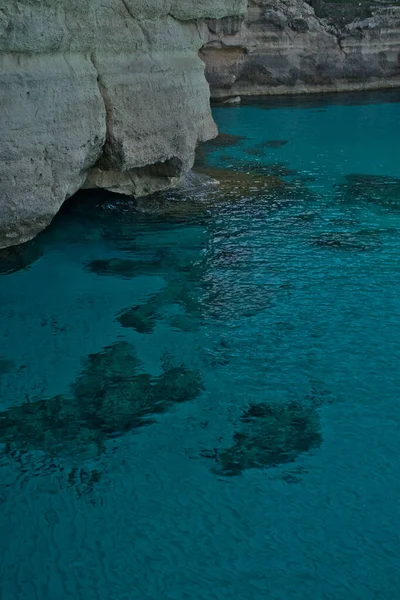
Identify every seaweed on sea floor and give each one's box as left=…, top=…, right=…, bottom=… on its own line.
left=335, top=174, right=400, bottom=207
left=207, top=401, right=322, bottom=476
left=0, top=342, right=204, bottom=461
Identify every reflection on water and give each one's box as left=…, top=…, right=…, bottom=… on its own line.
left=1, top=91, right=400, bottom=599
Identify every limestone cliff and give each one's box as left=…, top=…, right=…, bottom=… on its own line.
left=0, top=0, right=246, bottom=248
left=201, top=0, right=400, bottom=97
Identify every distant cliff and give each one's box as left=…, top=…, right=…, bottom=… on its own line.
left=201, top=0, right=400, bottom=97
left=0, top=0, right=246, bottom=248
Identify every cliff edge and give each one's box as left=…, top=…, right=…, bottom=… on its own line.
left=0, top=0, right=246, bottom=248
left=202, top=0, right=400, bottom=97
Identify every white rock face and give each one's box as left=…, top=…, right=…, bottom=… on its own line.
left=202, top=1, right=400, bottom=97
left=0, top=0, right=246, bottom=248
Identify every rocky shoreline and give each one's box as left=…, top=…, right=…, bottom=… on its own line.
left=1, top=0, right=399, bottom=248
left=202, top=1, right=400, bottom=98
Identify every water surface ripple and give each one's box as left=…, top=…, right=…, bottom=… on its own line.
left=1, top=91, right=400, bottom=599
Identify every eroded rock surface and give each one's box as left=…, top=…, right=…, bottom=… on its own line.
left=0, top=0, right=246, bottom=248
left=201, top=1, right=400, bottom=97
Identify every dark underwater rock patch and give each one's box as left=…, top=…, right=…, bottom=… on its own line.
left=311, top=230, right=381, bottom=251
left=195, top=133, right=247, bottom=164
left=0, top=342, right=203, bottom=460
left=87, top=257, right=160, bottom=278
left=117, top=279, right=202, bottom=334
left=205, top=132, right=247, bottom=148
left=0, top=358, right=16, bottom=375
left=118, top=303, right=159, bottom=333
left=210, top=157, right=299, bottom=180
left=336, top=174, right=400, bottom=207
left=208, top=401, right=322, bottom=476
left=256, top=140, right=289, bottom=149
left=246, top=148, right=266, bottom=157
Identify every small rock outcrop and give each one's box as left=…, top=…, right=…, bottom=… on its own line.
left=201, top=0, right=400, bottom=97
left=0, top=0, right=246, bottom=248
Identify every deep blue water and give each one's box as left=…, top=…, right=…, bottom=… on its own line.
left=1, top=91, right=400, bottom=599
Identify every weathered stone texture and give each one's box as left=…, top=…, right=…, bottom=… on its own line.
left=201, top=1, right=400, bottom=97
left=0, top=0, right=246, bottom=248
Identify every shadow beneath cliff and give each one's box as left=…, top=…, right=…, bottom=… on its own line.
left=0, top=239, right=43, bottom=275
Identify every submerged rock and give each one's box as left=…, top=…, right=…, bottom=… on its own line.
left=202, top=132, right=247, bottom=148
left=336, top=174, right=400, bottom=207
left=0, top=342, right=203, bottom=459
left=211, top=401, right=322, bottom=476
left=194, top=165, right=284, bottom=199
left=221, top=96, right=241, bottom=105
left=311, top=231, right=381, bottom=251
left=195, top=162, right=315, bottom=205
left=0, top=358, right=16, bottom=375
left=117, top=279, right=203, bottom=334
left=256, top=140, right=289, bottom=149
left=132, top=159, right=312, bottom=220
left=87, top=258, right=160, bottom=279
left=246, top=148, right=266, bottom=157
left=118, top=303, right=160, bottom=334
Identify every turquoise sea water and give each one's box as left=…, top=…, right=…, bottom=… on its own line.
left=1, top=91, right=400, bottom=599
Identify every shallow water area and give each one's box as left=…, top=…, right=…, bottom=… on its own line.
left=1, top=91, right=400, bottom=599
